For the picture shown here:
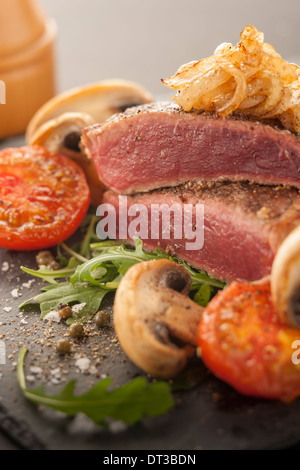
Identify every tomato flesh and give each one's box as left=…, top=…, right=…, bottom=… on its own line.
left=198, top=281, right=300, bottom=402
left=0, top=146, right=90, bottom=250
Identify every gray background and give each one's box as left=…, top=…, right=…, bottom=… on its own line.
left=39, top=0, right=300, bottom=98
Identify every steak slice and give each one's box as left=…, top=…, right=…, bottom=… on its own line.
left=82, top=102, right=300, bottom=195
left=102, top=181, right=300, bottom=282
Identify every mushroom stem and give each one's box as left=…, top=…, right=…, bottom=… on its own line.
left=114, top=259, right=204, bottom=378
left=271, top=225, right=300, bottom=327
left=163, top=304, right=201, bottom=346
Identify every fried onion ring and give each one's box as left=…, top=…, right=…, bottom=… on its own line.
left=162, top=25, right=300, bottom=133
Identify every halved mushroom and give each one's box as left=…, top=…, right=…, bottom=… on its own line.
left=29, top=112, right=95, bottom=155
left=26, top=79, right=153, bottom=206
left=271, top=225, right=300, bottom=327
left=26, top=79, right=153, bottom=143
left=28, top=112, right=104, bottom=206
left=113, top=259, right=204, bottom=379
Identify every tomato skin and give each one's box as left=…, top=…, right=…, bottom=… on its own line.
left=198, top=281, right=300, bottom=402
left=0, top=146, right=90, bottom=251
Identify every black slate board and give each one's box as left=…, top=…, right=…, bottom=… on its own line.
left=1, top=138, right=300, bottom=450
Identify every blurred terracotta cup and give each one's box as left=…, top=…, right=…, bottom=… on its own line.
left=0, top=0, right=57, bottom=139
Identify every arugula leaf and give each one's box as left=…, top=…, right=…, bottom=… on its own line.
left=21, top=257, right=79, bottom=285
left=18, top=347, right=174, bottom=426
left=182, top=263, right=225, bottom=290
left=193, top=284, right=213, bottom=307
left=71, top=237, right=168, bottom=286
left=20, top=236, right=225, bottom=323
left=20, top=282, right=109, bottom=323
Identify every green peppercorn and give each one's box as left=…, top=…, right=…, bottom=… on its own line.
left=68, top=323, right=84, bottom=338
left=56, top=339, right=71, bottom=354
left=47, top=260, right=61, bottom=271
left=94, top=311, right=110, bottom=328
left=36, top=251, right=60, bottom=270
left=36, top=250, right=54, bottom=267
left=58, top=304, right=73, bottom=320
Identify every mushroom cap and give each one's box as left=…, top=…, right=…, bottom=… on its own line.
left=28, top=111, right=104, bottom=207
left=28, top=111, right=95, bottom=153
left=26, top=79, right=153, bottom=206
left=26, top=79, right=153, bottom=143
left=114, top=259, right=204, bottom=379
left=271, top=225, right=300, bottom=327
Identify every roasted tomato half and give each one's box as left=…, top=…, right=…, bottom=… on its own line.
left=198, top=280, right=300, bottom=402
left=0, top=146, right=90, bottom=250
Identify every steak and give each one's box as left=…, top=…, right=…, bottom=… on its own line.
left=102, top=181, right=300, bottom=282
left=82, top=102, right=300, bottom=195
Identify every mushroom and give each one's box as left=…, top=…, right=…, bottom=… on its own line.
left=271, top=225, right=300, bottom=327
left=26, top=79, right=153, bottom=206
left=28, top=112, right=104, bottom=206
left=28, top=111, right=95, bottom=155
left=26, top=79, right=153, bottom=142
left=113, top=259, right=204, bottom=379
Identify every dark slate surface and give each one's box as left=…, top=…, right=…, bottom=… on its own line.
left=1, top=138, right=300, bottom=450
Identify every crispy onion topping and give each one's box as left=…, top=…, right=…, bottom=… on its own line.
left=162, top=25, right=300, bottom=133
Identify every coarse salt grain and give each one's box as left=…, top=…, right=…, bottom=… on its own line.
left=26, top=375, right=36, bottom=383
left=30, top=366, right=43, bottom=375
left=1, top=262, right=9, bottom=272
left=43, top=311, right=61, bottom=323
left=11, top=289, right=19, bottom=298
left=72, top=303, right=86, bottom=313
left=89, top=365, right=98, bottom=375
left=75, top=357, right=91, bottom=374
left=3, top=307, right=12, bottom=313
left=22, top=280, right=35, bottom=289
left=51, top=378, right=61, bottom=385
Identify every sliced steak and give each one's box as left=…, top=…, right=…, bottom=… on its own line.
left=82, top=102, right=300, bottom=194
left=102, top=181, right=300, bottom=282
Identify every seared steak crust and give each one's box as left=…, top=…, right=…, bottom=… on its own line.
left=83, top=102, right=300, bottom=194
